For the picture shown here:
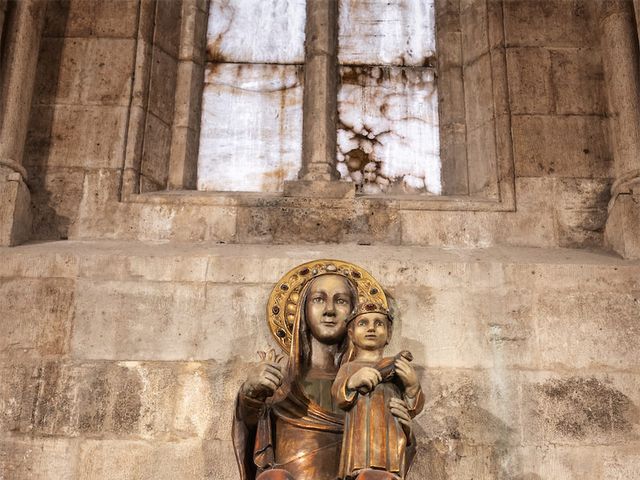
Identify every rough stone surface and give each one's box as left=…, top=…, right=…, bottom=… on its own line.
left=0, top=241, right=639, bottom=479
left=512, top=115, right=611, bottom=178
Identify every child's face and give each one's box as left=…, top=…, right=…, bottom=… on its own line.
left=349, top=312, right=389, bottom=350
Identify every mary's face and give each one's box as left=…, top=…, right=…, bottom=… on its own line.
left=305, top=275, right=354, bottom=345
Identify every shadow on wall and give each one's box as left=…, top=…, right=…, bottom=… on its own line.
left=23, top=1, right=79, bottom=241
left=410, top=375, right=520, bottom=480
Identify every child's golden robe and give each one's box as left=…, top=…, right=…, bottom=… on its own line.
left=331, top=360, right=425, bottom=480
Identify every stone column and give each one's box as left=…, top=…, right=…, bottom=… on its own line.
left=167, top=0, right=207, bottom=190
left=601, top=0, right=640, bottom=258
left=284, top=0, right=354, bottom=198
left=0, top=0, right=46, bottom=246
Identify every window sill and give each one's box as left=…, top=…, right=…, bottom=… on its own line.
left=123, top=189, right=516, bottom=212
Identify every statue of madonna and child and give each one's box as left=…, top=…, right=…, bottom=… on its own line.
left=233, top=260, right=425, bottom=480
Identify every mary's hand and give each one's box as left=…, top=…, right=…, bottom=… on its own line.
left=394, top=356, right=420, bottom=398
left=241, top=349, right=284, bottom=401
left=389, top=397, right=412, bottom=433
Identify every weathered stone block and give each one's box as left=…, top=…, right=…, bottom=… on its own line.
left=502, top=260, right=640, bottom=293
left=154, top=0, right=182, bottom=58
left=72, top=200, right=237, bottom=243
left=83, top=38, right=136, bottom=105
left=506, top=47, right=553, bottom=114
left=0, top=278, right=75, bottom=358
left=71, top=280, right=273, bottom=361
left=440, top=123, right=469, bottom=195
left=463, top=53, right=494, bottom=129
left=534, top=290, right=640, bottom=371
left=438, top=67, right=466, bottom=125
left=29, top=167, right=85, bottom=241
left=554, top=178, right=610, bottom=248
left=521, top=372, right=640, bottom=446
left=0, top=437, right=79, bottom=479
left=437, top=30, right=462, bottom=71
left=25, top=105, right=129, bottom=169
left=78, top=438, right=205, bottom=479
left=466, top=122, right=498, bottom=197
left=503, top=0, right=599, bottom=47
left=44, top=0, right=139, bottom=38
left=400, top=178, right=557, bottom=248
left=236, top=203, right=401, bottom=245
left=140, top=113, right=172, bottom=189
left=461, top=0, right=488, bottom=63
left=551, top=47, right=606, bottom=115
left=71, top=280, right=205, bottom=360
left=0, top=247, right=79, bottom=279
left=147, top=47, right=179, bottom=125
left=604, top=452, right=640, bottom=479
left=34, top=37, right=135, bottom=107
left=416, top=369, right=520, bottom=445
left=489, top=48, right=510, bottom=118
left=512, top=115, right=612, bottom=178
left=499, top=445, right=617, bottom=479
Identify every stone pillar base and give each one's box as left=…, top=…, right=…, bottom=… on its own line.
left=605, top=194, right=640, bottom=259
left=0, top=171, right=32, bottom=246
left=284, top=180, right=355, bottom=199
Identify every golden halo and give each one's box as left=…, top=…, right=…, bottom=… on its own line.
left=267, top=259, right=388, bottom=353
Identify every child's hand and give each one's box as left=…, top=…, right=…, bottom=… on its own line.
left=395, top=356, right=420, bottom=397
left=347, top=367, right=382, bottom=394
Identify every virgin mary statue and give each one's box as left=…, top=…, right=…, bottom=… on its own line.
left=232, top=260, right=389, bottom=480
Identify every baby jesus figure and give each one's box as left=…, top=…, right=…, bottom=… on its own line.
left=331, top=302, right=424, bottom=480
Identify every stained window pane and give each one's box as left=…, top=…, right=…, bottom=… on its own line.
left=197, top=64, right=303, bottom=192
left=338, top=0, right=436, bottom=66
left=207, top=0, right=306, bottom=64
left=336, top=66, right=441, bottom=194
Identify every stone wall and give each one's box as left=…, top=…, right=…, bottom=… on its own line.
left=505, top=0, right=611, bottom=249
left=1, top=242, right=639, bottom=478
left=19, top=0, right=613, bottom=249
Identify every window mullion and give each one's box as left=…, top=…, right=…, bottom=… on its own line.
left=299, top=0, right=340, bottom=181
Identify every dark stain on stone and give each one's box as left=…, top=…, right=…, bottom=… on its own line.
left=237, top=201, right=401, bottom=245
left=78, top=369, right=110, bottom=433
left=536, top=377, right=638, bottom=439
left=345, top=148, right=370, bottom=173
left=32, top=362, right=68, bottom=433
left=112, top=372, right=142, bottom=433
